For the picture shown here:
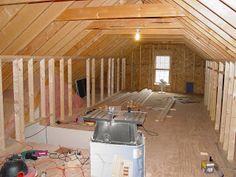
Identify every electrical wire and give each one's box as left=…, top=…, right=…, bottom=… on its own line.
left=139, top=125, right=159, bottom=136
left=25, top=126, right=47, bottom=139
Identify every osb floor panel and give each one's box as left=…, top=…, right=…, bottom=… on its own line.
left=1, top=92, right=236, bottom=177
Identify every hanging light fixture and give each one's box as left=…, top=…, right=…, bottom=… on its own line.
left=135, top=29, right=140, bottom=41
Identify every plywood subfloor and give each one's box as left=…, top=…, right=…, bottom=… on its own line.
left=143, top=92, right=236, bottom=177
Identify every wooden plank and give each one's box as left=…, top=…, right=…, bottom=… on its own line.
left=107, top=58, right=111, bottom=97
left=207, top=61, right=212, bottom=111
left=0, top=59, right=5, bottom=150
left=13, top=59, right=25, bottom=141
left=0, top=0, right=74, bottom=5
left=3, top=2, right=72, bottom=55
left=28, top=58, right=34, bottom=122
left=204, top=61, right=209, bottom=105
left=111, top=58, right=114, bottom=95
left=227, top=61, right=236, bottom=161
left=86, top=58, right=90, bottom=108
left=116, top=58, right=120, bottom=92
left=68, top=58, right=72, bottom=116
left=60, top=58, right=64, bottom=120
left=48, top=58, right=55, bottom=125
left=100, top=58, right=104, bottom=101
left=220, top=62, right=230, bottom=143
left=215, top=62, right=224, bottom=131
left=223, top=62, right=235, bottom=151
left=57, top=4, right=185, bottom=21
left=91, top=58, right=95, bottom=106
left=121, top=58, right=126, bottom=90
left=210, top=62, right=218, bottom=121
left=40, top=59, right=46, bottom=118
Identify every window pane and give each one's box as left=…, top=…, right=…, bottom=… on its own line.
left=155, top=70, right=169, bottom=84
left=155, top=56, right=170, bottom=69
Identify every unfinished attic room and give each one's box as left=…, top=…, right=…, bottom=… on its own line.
left=1, top=0, right=236, bottom=177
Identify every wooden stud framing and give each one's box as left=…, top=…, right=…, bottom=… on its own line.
left=91, top=58, right=95, bottom=106
left=210, top=62, right=218, bottom=121
left=204, top=60, right=209, bottom=106
left=40, top=59, right=46, bottom=118
left=207, top=61, right=212, bottom=111
left=116, top=58, right=120, bottom=92
left=48, top=59, right=55, bottom=125
left=223, top=62, right=235, bottom=151
left=28, top=58, right=34, bottom=122
left=68, top=58, right=72, bottom=116
left=108, top=58, right=111, bottom=97
left=220, top=62, right=230, bottom=143
left=13, top=59, right=25, bottom=141
left=86, top=58, right=91, bottom=108
left=215, top=62, right=224, bottom=131
left=227, top=61, right=236, bottom=161
left=100, top=58, right=104, bottom=101
left=111, top=58, right=115, bottom=95
left=121, top=58, right=126, bottom=90
left=0, top=59, right=5, bottom=150
left=60, top=58, right=64, bottom=120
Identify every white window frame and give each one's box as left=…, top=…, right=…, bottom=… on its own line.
left=154, top=55, right=171, bottom=85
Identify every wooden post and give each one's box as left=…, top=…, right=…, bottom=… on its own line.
left=91, top=58, right=95, bottom=105
left=60, top=58, right=65, bottom=121
left=121, top=58, right=126, bottom=90
left=204, top=61, right=209, bottom=106
left=100, top=58, right=104, bottom=101
left=28, top=58, right=34, bottom=122
left=108, top=58, right=111, bottom=97
left=40, top=59, right=46, bottom=118
left=227, top=61, right=236, bottom=161
left=68, top=58, right=72, bottom=116
left=48, top=59, right=55, bottom=125
left=223, top=62, right=235, bottom=151
left=210, top=62, right=218, bottom=121
left=111, top=58, right=115, bottom=95
left=220, top=62, right=230, bottom=143
left=117, top=58, right=120, bottom=92
left=86, top=58, right=91, bottom=107
left=0, top=59, right=5, bottom=150
left=207, top=61, right=212, bottom=111
left=13, top=59, right=25, bottom=141
left=215, top=62, right=224, bottom=131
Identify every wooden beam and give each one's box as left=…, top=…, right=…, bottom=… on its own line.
left=107, top=58, right=111, bottom=97
left=86, top=58, right=90, bottom=107
left=223, top=62, right=235, bottom=151
left=220, top=61, right=230, bottom=143
left=111, top=58, right=114, bottom=95
left=0, top=0, right=76, bottom=6
left=207, top=61, right=213, bottom=111
left=68, top=58, right=72, bottom=116
left=0, top=59, right=5, bottom=150
left=28, top=58, right=34, bottom=122
left=40, top=59, right=46, bottom=118
left=91, top=58, right=95, bottom=105
left=116, top=58, right=120, bottom=92
left=105, top=29, right=184, bottom=35
left=13, top=59, right=25, bottom=141
left=57, top=4, right=185, bottom=21
left=48, top=58, right=55, bottom=125
left=215, top=62, right=224, bottom=131
left=204, top=61, right=209, bottom=105
left=210, top=62, right=218, bottom=121
left=227, top=61, right=236, bottom=161
left=60, top=58, right=64, bottom=120
left=100, top=58, right=104, bottom=101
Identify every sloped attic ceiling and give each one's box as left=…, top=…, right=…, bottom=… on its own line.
left=0, top=0, right=235, bottom=60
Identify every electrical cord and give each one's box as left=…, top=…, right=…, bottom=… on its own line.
left=139, top=125, right=159, bottom=136
left=25, top=125, right=47, bottom=139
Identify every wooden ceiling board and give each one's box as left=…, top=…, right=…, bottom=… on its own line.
left=1, top=1, right=73, bottom=55
left=0, top=3, right=51, bottom=53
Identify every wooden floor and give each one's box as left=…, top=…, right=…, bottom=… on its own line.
left=143, top=93, right=236, bottom=177
left=1, top=92, right=236, bottom=177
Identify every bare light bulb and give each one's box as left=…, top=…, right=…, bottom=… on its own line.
left=135, top=30, right=140, bottom=41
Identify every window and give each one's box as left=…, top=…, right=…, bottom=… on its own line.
left=154, top=56, right=170, bottom=85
